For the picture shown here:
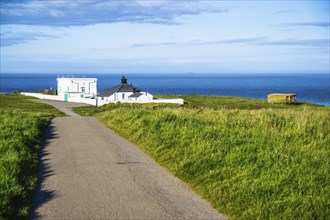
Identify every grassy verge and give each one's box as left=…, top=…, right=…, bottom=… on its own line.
left=73, top=95, right=330, bottom=219
left=0, top=94, right=64, bottom=219
left=156, top=94, right=324, bottom=109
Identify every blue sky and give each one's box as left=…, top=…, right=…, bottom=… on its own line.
left=0, top=0, right=329, bottom=74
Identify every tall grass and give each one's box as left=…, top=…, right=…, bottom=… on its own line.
left=74, top=96, right=330, bottom=219
left=156, top=94, right=324, bottom=109
left=0, top=94, right=64, bottom=219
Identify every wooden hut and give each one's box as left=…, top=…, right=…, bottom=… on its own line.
left=268, top=93, right=296, bottom=104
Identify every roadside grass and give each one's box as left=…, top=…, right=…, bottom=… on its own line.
left=156, top=94, right=324, bottom=110
left=0, top=94, right=64, bottom=219
left=74, top=95, right=330, bottom=219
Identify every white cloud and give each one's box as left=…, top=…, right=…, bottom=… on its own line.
left=130, top=37, right=329, bottom=48
left=0, top=0, right=226, bottom=26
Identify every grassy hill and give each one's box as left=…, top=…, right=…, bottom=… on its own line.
left=0, top=94, right=64, bottom=219
left=74, top=95, right=329, bottom=219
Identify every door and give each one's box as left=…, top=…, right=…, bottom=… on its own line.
left=64, top=94, right=68, bottom=102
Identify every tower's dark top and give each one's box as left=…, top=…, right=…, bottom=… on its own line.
left=121, top=76, right=127, bottom=84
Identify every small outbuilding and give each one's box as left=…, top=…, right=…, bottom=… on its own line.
left=268, top=93, right=297, bottom=104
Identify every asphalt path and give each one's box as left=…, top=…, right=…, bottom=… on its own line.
left=31, top=100, right=227, bottom=219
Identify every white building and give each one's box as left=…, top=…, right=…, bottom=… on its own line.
left=57, top=77, right=97, bottom=101
left=22, top=76, right=183, bottom=106
left=98, top=76, right=153, bottom=103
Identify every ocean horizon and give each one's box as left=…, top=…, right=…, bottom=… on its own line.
left=1, top=73, right=329, bottom=106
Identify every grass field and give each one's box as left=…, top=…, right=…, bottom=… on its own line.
left=74, top=95, right=330, bottom=219
left=0, top=94, right=64, bottom=219
left=157, top=94, right=324, bottom=109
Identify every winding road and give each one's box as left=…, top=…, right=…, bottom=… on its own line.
left=30, top=100, right=226, bottom=219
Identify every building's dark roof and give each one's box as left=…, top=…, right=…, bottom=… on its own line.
left=99, top=76, right=145, bottom=97
left=128, top=92, right=143, bottom=98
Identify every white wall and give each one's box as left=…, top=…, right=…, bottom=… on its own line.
left=22, top=92, right=184, bottom=106
left=99, top=94, right=115, bottom=102
left=146, top=99, right=184, bottom=104
left=97, top=96, right=184, bottom=106
left=21, top=92, right=62, bottom=101
left=117, top=92, right=133, bottom=101
left=145, top=92, right=153, bottom=100
left=69, top=97, right=97, bottom=105
left=136, top=94, right=151, bottom=102
left=100, top=92, right=153, bottom=102
left=97, top=99, right=109, bottom=106
left=119, top=98, right=184, bottom=105
left=21, top=92, right=97, bottom=105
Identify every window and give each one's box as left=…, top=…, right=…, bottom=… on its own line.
left=122, top=93, right=125, bottom=99
left=81, top=87, right=85, bottom=93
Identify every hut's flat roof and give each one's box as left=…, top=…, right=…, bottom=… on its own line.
left=268, top=93, right=296, bottom=96
left=57, top=78, right=97, bottom=81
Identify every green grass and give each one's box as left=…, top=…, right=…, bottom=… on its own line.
left=0, top=94, right=64, bottom=219
left=74, top=95, right=330, bottom=219
left=156, top=94, right=324, bottom=109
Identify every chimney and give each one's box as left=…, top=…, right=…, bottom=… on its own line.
left=121, top=76, right=127, bottom=84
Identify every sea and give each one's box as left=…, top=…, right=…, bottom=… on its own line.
left=1, top=73, right=329, bottom=106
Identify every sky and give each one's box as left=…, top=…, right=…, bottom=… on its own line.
left=0, top=0, right=329, bottom=74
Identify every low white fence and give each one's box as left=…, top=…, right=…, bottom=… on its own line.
left=97, top=99, right=109, bottom=106
left=69, top=97, right=97, bottom=105
left=21, top=92, right=63, bottom=101
left=21, top=92, right=97, bottom=105
left=21, top=92, right=184, bottom=106
left=97, top=98, right=184, bottom=106
left=149, top=99, right=184, bottom=105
